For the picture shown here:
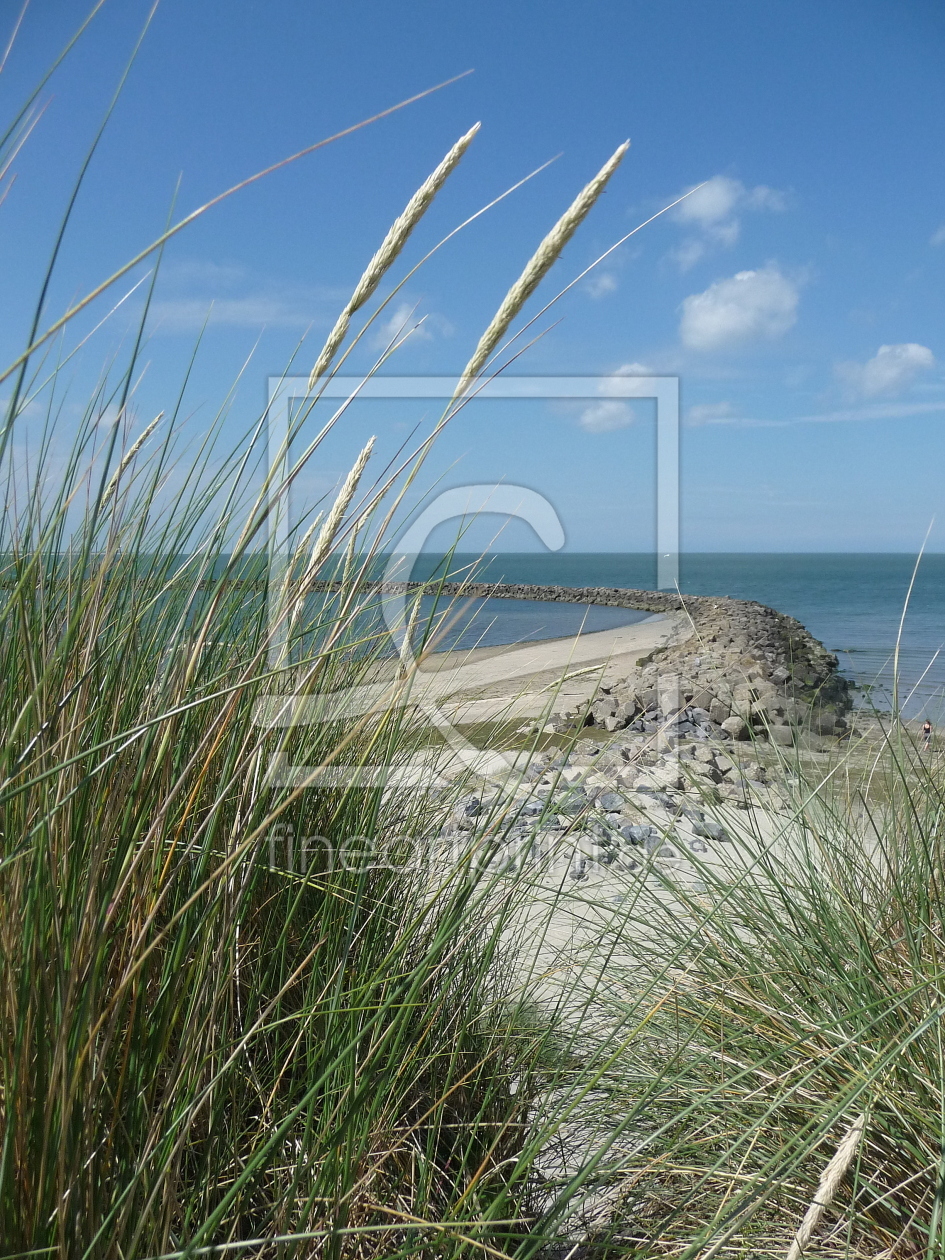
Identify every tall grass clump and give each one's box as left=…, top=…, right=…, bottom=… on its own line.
left=586, top=727, right=945, bottom=1258
left=0, top=24, right=637, bottom=1246
left=0, top=403, right=538, bottom=1256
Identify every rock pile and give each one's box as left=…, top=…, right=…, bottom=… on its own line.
left=432, top=730, right=782, bottom=891
left=423, top=581, right=854, bottom=744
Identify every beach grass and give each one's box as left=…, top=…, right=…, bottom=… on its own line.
left=0, top=322, right=625, bottom=1258
left=559, top=722, right=945, bottom=1258
left=0, top=28, right=635, bottom=1252
left=6, top=14, right=945, bottom=1259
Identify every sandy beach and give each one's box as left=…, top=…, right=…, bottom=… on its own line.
left=424, top=612, right=675, bottom=723
left=256, top=611, right=680, bottom=731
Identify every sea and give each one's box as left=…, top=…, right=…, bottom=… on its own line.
left=401, top=553, right=945, bottom=722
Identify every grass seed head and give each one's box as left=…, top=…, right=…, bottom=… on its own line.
left=308, top=123, right=480, bottom=390
left=301, top=435, right=375, bottom=586
left=454, top=139, right=629, bottom=399
left=100, top=411, right=164, bottom=507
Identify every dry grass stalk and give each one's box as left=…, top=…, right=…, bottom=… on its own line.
left=308, top=124, right=480, bottom=390
left=786, top=1112, right=867, bottom=1260
left=100, top=411, right=163, bottom=506
left=453, top=140, right=629, bottom=399
left=298, top=436, right=375, bottom=593
left=292, top=510, right=325, bottom=564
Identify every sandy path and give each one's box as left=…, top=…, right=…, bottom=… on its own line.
left=430, top=614, right=674, bottom=721
left=255, top=613, right=678, bottom=728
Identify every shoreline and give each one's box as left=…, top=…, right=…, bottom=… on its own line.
left=346, top=579, right=854, bottom=741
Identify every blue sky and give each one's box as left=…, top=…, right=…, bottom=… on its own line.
left=2, top=0, right=944, bottom=551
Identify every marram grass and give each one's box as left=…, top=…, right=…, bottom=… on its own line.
left=575, top=730, right=945, bottom=1258
left=0, top=38, right=635, bottom=1255
left=0, top=384, right=594, bottom=1259
left=7, top=16, right=945, bottom=1260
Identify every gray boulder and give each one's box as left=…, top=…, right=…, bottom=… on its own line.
left=693, top=819, right=728, bottom=842
left=597, top=791, right=623, bottom=811
left=709, top=699, right=731, bottom=725
left=453, top=796, right=482, bottom=829
left=620, top=823, right=656, bottom=846
left=557, top=790, right=588, bottom=816
left=568, top=855, right=588, bottom=880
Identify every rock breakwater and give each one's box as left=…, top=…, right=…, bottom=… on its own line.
left=419, top=581, right=854, bottom=743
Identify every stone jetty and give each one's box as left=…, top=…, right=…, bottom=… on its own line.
left=407, top=581, right=854, bottom=744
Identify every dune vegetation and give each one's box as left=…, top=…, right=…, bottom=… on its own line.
left=3, top=14, right=945, bottom=1260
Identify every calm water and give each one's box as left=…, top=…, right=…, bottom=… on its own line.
left=404, top=553, right=945, bottom=720
left=412, top=595, right=652, bottom=654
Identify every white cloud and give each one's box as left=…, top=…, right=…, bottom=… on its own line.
left=160, top=258, right=248, bottom=288
left=679, top=264, right=799, bottom=351
left=745, top=185, right=787, bottom=212
left=931, top=224, right=945, bottom=247
left=585, top=270, right=618, bottom=298
left=93, top=402, right=123, bottom=434
left=148, top=257, right=349, bottom=334
left=670, top=175, right=787, bottom=271
left=669, top=239, right=706, bottom=272
left=794, top=400, right=945, bottom=424
left=690, top=400, right=945, bottom=429
left=687, top=401, right=736, bottom=426
left=370, top=302, right=433, bottom=350
left=578, top=400, right=636, bottom=433
left=370, top=302, right=453, bottom=350
left=675, top=175, right=743, bottom=230
left=836, top=343, right=935, bottom=398
left=597, top=362, right=652, bottom=393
